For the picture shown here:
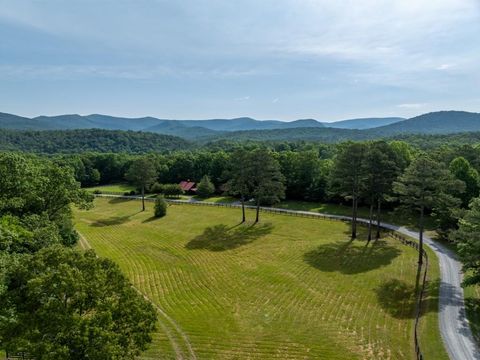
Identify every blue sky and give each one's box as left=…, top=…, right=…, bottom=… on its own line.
left=1, top=0, right=479, bottom=121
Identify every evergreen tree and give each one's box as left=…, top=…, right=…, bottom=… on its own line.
left=361, top=142, right=399, bottom=241
left=196, top=175, right=215, bottom=198
left=329, top=142, right=367, bottom=239
left=393, top=155, right=464, bottom=265
left=125, top=157, right=157, bottom=211
left=154, top=196, right=168, bottom=218
left=224, top=149, right=252, bottom=222
left=248, top=149, right=285, bottom=223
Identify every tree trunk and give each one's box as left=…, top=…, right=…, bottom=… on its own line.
left=367, top=202, right=374, bottom=242
left=418, top=205, right=424, bottom=266
left=255, top=199, right=260, bottom=223
left=241, top=195, right=246, bottom=223
left=351, top=196, right=357, bottom=239
left=141, top=185, right=145, bottom=211
left=375, top=199, right=381, bottom=240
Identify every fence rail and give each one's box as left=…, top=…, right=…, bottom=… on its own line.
left=93, top=194, right=428, bottom=359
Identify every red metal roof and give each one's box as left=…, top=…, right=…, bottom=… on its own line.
left=179, top=181, right=196, bottom=191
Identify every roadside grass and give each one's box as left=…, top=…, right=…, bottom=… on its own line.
left=192, top=195, right=238, bottom=203
left=276, top=200, right=437, bottom=231
left=75, top=198, right=447, bottom=359
left=465, top=285, right=480, bottom=343
left=85, top=183, right=135, bottom=193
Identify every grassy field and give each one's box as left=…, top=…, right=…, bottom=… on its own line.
left=75, top=198, right=447, bottom=360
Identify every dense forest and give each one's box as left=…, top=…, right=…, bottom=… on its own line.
left=0, top=128, right=190, bottom=153
left=3, top=127, right=480, bottom=154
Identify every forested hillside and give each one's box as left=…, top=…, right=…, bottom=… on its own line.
left=0, top=128, right=190, bottom=153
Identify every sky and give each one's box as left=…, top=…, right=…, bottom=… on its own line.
left=1, top=0, right=480, bottom=122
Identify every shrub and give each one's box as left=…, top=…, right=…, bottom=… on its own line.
left=151, top=183, right=184, bottom=198
left=93, top=189, right=102, bottom=194
left=154, top=196, right=168, bottom=218
left=150, top=182, right=163, bottom=193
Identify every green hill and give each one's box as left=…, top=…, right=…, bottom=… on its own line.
left=0, top=128, right=190, bottom=153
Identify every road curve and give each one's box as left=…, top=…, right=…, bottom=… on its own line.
left=94, top=194, right=480, bottom=359
left=383, top=225, right=480, bottom=360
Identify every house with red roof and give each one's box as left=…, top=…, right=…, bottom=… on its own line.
left=179, top=180, right=197, bottom=194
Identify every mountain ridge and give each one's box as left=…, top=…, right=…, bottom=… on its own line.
left=1, top=110, right=480, bottom=141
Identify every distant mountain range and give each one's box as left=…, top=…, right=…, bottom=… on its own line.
left=1, top=110, right=480, bottom=141
left=0, top=112, right=403, bottom=139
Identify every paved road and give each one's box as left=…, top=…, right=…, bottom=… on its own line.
left=385, top=225, right=480, bottom=360
left=95, top=194, right=480, bottom=359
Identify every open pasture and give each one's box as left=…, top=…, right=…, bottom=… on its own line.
left=75, top=198, right=446, bottom=359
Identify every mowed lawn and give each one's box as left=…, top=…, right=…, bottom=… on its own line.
left=74, top=198, right=447, bottom=360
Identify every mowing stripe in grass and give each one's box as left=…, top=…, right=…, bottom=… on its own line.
left=75, top=198, right=448, bottom=359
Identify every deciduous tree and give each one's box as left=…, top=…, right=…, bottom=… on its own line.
left=0, top=246, right=157, bottom=359
left=451, top=197, right=480, bottom=286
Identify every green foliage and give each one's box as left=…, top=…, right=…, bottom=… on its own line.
left=224, top=149, right=251, bottom=199
left=451, top=198, right=480, bottom=286
left=360, top=141, right=400, bottom=203
left=196, top=175, right=215, bottom=198
left=248, top=149, right=286, bottom=206
left=394, top=155, right=463, bottom=215
left=151, top=183, right=184, bottom=197
left=278, top=150, right=329, bottom=201
left=0, top=153, right=93, bottom=246
left=154, top=196, right=168, bottom=218
left=125, top=157, right=158, bottom=190
left=125, top=156, right=158, bottom=210
left=0, top=245, right=157, bottom=359
left=0, top=128, right=189, bottom=153
left=329, top=142, right=367, bottom=201
left=393, top=155, right=465, bottom=241
left=449, top=157, right=480, bottom=207
left=0, top=215, right=61, bottom=254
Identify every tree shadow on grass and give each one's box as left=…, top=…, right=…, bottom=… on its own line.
left=375, top=279, right=418, bottom=318
left=303, top=239, right=401, bottom=274
left=185, top=223, right=273, bottom=251
left=108, top=197, right=135, bottom=204
left=91, top=211, right=141, bottom=227
left=375, top=278, right=440, bottom=319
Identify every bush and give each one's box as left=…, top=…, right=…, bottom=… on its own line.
left=154, top=196, right=168, bottom=218
left=196, top=175, right=215, bottom=198
left=151, top=183, right=184, bottom=198
left=93, top=189, right=102, bottom=194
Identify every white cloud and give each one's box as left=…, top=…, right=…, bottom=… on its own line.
left=436, top=64, right=454, bottom=70
left=397, top=103, right=427, bottom=109
left=235, top=96, right=250, bottom=101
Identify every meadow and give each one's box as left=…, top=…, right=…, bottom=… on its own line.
left=75, top=198, right=447, bottom=359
